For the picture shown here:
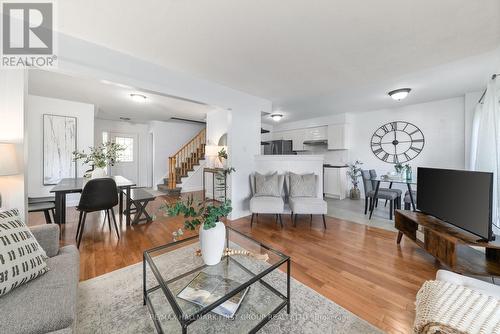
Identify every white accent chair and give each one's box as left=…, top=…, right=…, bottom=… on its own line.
left=436, top=270, right=500, bottom=299
left=286, top=174, right=327, bottom=229
left=249, top=173, right=285, bottom=228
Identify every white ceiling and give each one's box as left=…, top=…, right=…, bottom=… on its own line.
left=28, top=69, right=214, bottom=123
left=56, top=0, right=500, bottom=122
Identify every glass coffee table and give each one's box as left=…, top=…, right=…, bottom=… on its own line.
left=143, top=226, right=291, bottom=333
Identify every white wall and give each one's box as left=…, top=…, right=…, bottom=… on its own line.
left=0, top=70, right=26, bottom=219
left=270, top=96, right=468, bottom=197
left=150, top=120, right=205, bottom=188
left=254, top=155, right=325, bottom=198
left=348, top=97, right=466, bottom=181
left=94, top=119, right=152, bottom=187
left=227, top=109, right=261, bottom=218
left=26, top=95, right=95, bottom=204
left=49, top=33, right=272, bottom=218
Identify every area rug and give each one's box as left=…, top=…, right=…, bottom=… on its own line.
left=76, top=244, right=382, bottom=333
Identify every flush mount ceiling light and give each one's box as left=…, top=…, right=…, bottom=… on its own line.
left=270, top=113, right=283, bottom=122
left=130, top=93, right=147, bottom=103
left=388, top=88, right=411, bottom=101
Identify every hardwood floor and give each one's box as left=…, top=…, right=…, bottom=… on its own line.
left=28, top=192, right=440, bottom=333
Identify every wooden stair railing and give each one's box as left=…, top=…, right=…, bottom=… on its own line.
left=168, top=128, right=206, bottom=189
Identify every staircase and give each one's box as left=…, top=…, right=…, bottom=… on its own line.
left=157, top=128, right=206, bottom=195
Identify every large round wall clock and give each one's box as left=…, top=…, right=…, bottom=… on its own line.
left=370, top=121, right=425, bottom=163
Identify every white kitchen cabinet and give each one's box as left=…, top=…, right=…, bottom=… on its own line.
left=305, top=126, right=327, bottom=141
left=327, top=124, right=349, bottom=150
left=290, top=129, right=305, bottom=151
left=323, top=167, right=348, bottom=199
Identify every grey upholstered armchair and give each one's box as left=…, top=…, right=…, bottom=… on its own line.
left=286, top=173, right=327, bottom=229
left=249, top=172, right=285, bottom=227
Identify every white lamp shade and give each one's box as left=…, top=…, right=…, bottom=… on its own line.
left=0, top=143, right=20, bottom=176
left=205, top=145, right=221, bottom=157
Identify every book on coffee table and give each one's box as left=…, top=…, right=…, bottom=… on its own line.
left=177, top=271, right=249, bottom=319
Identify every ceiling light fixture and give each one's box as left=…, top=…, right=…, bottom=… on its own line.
left=130, top=93, right=147, bottom=103
left=388, top=88, right=411, bottom=101
left=119, top=117, right=131, bottom=121
left=270, top=113, right=283, bottom=122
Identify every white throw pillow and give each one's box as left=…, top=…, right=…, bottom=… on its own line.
left=0, top=209, right=48, bottom=297
left=289, top=172, right=316, bottom=197
left=254, top=172, right=281, bottom=197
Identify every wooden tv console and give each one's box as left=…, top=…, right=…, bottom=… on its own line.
left=395, top=210, right=500, bottom=277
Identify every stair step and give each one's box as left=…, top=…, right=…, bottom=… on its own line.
left=157, top=184, right=182, bottom=195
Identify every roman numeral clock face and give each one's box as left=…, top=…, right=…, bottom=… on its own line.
left=370, top=121, right=425, bottom=163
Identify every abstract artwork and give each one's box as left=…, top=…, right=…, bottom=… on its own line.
left=43, top=114, right=77, bottom=185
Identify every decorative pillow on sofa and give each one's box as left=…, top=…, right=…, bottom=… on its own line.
left=0, top=209, right=48, bottom=297
left=288, top=172, right=316, bottom=197
left=254, top=172, right=282, bottom=197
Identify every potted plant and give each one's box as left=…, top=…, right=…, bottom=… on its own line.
left=217, top=147, right=227, bottom=164
left=73, top=142, right=124, bottom=179
left=346, top=160, right=363, bottom=199
left=161, top=197, right=232, bottom=265
left=404, top=164, right=412, bottom=180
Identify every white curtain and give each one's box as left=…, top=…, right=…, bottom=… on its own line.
left=471, top=78, right=500, bottom=229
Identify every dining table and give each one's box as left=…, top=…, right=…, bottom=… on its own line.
left=50, top=176, right=136, bottom=225
left=369, top=176, right=417, bottom=219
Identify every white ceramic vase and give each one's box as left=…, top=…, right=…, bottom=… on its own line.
left=91, top=167, right=107, bottom=179
left=199, top=222, right=226, bottom=265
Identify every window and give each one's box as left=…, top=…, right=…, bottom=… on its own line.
left=115, top=136, right=134, bottom=162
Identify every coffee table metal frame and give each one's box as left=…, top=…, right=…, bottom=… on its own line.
left=143, top=226, right=291, bottom=334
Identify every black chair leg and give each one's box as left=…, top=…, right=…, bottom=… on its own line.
left=322, top=215, right=327, bottom=229
left=375, top=199, right=378, bottom=208
left=106, top=209, right=112, bottom=231
left=75, top=211, right=83, bottom=241
left=250, top=213, right=254, bottom=227
left=77, top=212, right=87, bottom=249
left=310, top=214, right=313, bottom=226
left=110, top=208, right=120, bottom=239
left=278, top=214, right=283, bottom=228
left=103, top=210, right=108, bottom=226
left=389, top=200, right=393, bottom=220
left=384, top=199, right=388, bottom=207
left=294, top=214, right=298, bottom=227
left=43, top=210, right=52, bottom=224
left=364, top=198, right=368, bottom=215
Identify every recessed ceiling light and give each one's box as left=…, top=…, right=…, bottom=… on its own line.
left=130, top=93, right=147, bottom=103
left=119, top=117, right=131, bottom=121
left=270, top=113, right=283, bottom=122
left=388, top=88, right=411, bottom=101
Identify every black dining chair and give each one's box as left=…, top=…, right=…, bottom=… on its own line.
left=361, top=170, right=400, bottom=220
left=369, top=170, right=402, bottom=208
left=76, top=178, right=120, bottom=248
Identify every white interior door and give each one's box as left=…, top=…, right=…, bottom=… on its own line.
left=107, top=132, right=139, bottom=184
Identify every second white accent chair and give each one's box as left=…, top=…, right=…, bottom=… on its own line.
left=286, top=173, right=327, bottom=229
left=249, top=172, right=285, bottom=228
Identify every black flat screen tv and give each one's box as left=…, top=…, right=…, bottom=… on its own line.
left=417, top=167, right=494, bottom=241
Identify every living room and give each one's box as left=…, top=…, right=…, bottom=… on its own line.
left=1, top=1, right=500, bottom=334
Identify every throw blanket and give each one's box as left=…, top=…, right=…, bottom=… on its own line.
left=414, top=280, right=500, bottom=334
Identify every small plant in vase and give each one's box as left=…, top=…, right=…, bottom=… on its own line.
left=404, top=164, right=412, bottom=180
left=394, top=163, right=404, bottom=176
left=160, top=197, right=232, bottom=265
left=346, top=160, right=363, bottom=199
left=73, top=142, right=124, bottom=179
left=217, top=147, right=228, bottom=167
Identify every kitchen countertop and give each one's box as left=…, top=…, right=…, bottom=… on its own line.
left=323, top=164, right=348, bottom=168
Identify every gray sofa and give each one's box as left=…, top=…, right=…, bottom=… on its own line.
left=0, top=224, right=80, bottom=334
